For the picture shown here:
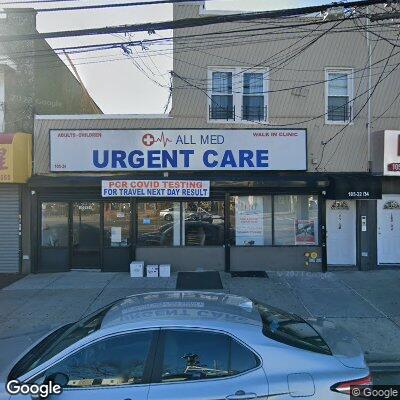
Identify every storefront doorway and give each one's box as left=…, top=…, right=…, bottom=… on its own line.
left=326, top=200, right=356, bottom=266
left=72, top=202, right=101, bottom=269
left=377, top=194, right=400, bottom=265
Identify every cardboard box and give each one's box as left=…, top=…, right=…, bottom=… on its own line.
left=130, top=261, right=144, bottom=278
left=146, top=265, right=159, bottom=278
left=159, top=264, right=171, bottom=278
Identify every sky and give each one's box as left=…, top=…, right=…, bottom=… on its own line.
left=24, top=0, right=327, bottom=114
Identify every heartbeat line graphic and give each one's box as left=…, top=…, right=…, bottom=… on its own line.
left=154, top=132, right=172, bottom=147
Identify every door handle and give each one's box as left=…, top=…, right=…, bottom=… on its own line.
left=226, top=390, right=257, bottom=400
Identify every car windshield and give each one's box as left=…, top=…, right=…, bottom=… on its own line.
left=253, top=301, right=331, bottom=355
left=8, top=304, right=114, bottom=380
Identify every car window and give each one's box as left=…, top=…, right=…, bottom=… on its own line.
left=39, top=331, right=154, bottom=388
left=230, top=339, right=259, bottom=374
left=9, top=304, right=116, bottom=380
left=254, top=301, right=331, bottom=355
left=160, top=330, right=259, bottom=383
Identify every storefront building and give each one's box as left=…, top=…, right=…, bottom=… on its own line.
left=0, top=133, right=32, bottom=273
left=27, top=2, right=400, bottom=273
left=30, top=124, right=331, bottom=273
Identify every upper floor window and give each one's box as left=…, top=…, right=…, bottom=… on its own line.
left=326, top=69, right=353, bottom=124
left=210, top=71, right=234, bottom=120
left=208, top=68, right=268, bottom=123
left=243, top=72, right=266, bottom=121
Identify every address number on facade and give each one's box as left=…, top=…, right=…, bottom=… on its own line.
left=348, top=191, right=370, bottom=198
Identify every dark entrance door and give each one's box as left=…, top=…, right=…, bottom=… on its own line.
left=72, top=202, right=101, bottom=269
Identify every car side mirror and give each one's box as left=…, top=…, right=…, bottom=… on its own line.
left=45, top=372, right=69, bottom=387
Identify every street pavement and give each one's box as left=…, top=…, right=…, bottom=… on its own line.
left=0, top=269, right=399, bottom=382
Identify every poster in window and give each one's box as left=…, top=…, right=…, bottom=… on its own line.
left=111, top=227, right=122, bottom=243
left=235, top=196, right=264, bottom=246
left=295, top=219, right=316, bottom=245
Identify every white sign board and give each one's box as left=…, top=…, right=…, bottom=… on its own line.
left=102, top=180, right=210, bottom=198
left=384, top=130, right=400, bottom=176
left=50, top=129, right=307, bottom=172
left=235, top=196, right=264, bottom=246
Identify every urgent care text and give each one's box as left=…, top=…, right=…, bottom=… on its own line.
left=93, top=149, right=269, bottom=170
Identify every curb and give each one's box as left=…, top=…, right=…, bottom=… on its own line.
left=368, top=362, right=400, bottom=373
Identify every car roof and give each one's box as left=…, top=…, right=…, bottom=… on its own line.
left=100, top=291, right=262, bottom=330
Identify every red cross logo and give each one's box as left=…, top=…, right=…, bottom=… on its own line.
left=142, top=133, right=155, bottom=147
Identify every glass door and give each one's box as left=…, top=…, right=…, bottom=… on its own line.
left=72, top=202, right=101, bottom=269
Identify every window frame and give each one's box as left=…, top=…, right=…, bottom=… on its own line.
left=103, top=201, right=132, bottom=249
left=150, top=328, right=262, bottom=385
left=207, top=67, right=269, bottom=124
left=22, top=329, right=160, bottom=390
left=325, top=68, right=354, bottom=125
left=230, top=194, right=321, bottom=248
left=136, top=199, right=226, bottom=248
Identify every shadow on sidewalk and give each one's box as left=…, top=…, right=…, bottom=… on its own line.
left=0, top=274, right=27, bottom=290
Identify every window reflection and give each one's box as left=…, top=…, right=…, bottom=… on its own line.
left=161, top=330, right=230, bottom=382
left=183, top=201, right=224, bottom=246
left=104, top=203, right=131, bottom=247
left=41, top=202, right=69, bottom=247
left=274, top=195, right=319, bottom=245
left=137, top=202, right=181, bottom=246
left=42, top=332, right=153, bottom=388
left=161, top=330, right=258, bottom=383
left=72, top=202, right=101, bottom=249
left=230, top=196, right=272, bottom=246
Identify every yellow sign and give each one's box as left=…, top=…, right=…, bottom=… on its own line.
left=0, top=133, right=32, bottom=183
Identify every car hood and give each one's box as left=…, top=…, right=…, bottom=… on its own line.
left=306, top=318, right=367, bottom=369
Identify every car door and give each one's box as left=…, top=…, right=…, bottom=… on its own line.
left=148, top=329, right=269, bottom=400
left=13, top=330, right=157, bottom=400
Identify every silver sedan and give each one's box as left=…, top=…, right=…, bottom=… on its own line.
left=2, top=291, right=372, bottom=399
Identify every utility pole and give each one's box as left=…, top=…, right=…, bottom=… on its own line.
left=366, top=6, right=372, bottom=172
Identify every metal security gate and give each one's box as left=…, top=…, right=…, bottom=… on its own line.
left=0, top=185, right=20, bottom=272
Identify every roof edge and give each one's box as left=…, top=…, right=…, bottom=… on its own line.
left=35, top=114, right=173, bottom=121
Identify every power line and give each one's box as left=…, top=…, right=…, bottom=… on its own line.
left=0, top=0, right=388, bottom=42
left=317, top=33, right=400, bottom=170
left=35, top=0, right=210, bottom=12
left=0, top=0, right=77, bottom=4
left=1, top=16, right=378, bottom=60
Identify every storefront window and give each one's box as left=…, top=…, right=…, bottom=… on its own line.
left=274, top=195, right=319, bottom=246
left=104, top=203, right=131, bottom=247
left=41, top=202, right=69, bottom=247
left=230, top=196, right=272, bottom=246
left=183, top=201, right=225, bottom=246
left=137, top=202, right=181, bottom=246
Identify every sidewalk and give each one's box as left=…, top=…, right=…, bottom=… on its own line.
left=0, top=269, right=399, bottom=379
